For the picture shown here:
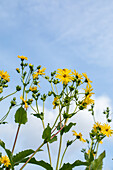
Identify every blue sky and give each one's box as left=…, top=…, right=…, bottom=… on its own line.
left=0, top=0, right=113, bottom=169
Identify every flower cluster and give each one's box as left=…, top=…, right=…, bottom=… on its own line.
left=0, top=55, right=112, bottom=170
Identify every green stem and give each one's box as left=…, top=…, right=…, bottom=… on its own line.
left=12, top=124, right=21, bottom=154
left=1, top=91, right=17, bottom=101
left=95, top=142, right=99, bottom=159
left=59, top=146, right=67, bottom=168
left=56, top=135, right=62, bottom=170
left=0, top=108, right=11, bottom=123
left=42, top=101, right=52, bottom=166
left=20, top=141, right=45, bottom=170
left=30, top=105, right=37, bottom=113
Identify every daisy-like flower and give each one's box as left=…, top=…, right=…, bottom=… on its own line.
left=72, top=69, right=83, bottom=80
left=20, top=95, right=28, bottom=110
left=81, top=96, right=94, bottom=108
left=93, top=122, right=102, bottom=133
left=17, top=55, right=28, bottom=60
left=101, top=123, right=113, bottom=137
left=0, top=70, right=10, bottom=82
left=83, top=85, right=94, bottom=97
left=56, top=68, right=73, bottom=85
left=72, top=130, right=86, bottom=142
left=37, top=67, right=46, bottom=75
left=0, top=155, right=11, bottom=167
left=33, top=67, right=46, bottom=79
left=29, top=86, right=37, bottom=92
left=82, top=73, right=92, bottom=87
left=52, top=97, right=60, bottom=109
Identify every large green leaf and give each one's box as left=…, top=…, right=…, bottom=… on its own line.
left=60, top=160, right=89, bottom=170
left=61, top=122, right=76, bottom=135
left=89, top=151, right=105, bottom=170
left=15, top=106, right=27, bottom=125
left=0, top=140, right=14, bottom=169
left=72, top=160, right=89, bottom=167
left=13, top=149, right=42, bottom=165
left=21, top=157, right=53, bottom=170
left=42, top=124, right=51, bottom=142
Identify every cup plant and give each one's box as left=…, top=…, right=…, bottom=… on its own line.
left=0, top=55, right=113, bottom=170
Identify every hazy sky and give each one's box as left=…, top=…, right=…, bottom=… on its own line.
left=0, top=1, right=113, bottom=169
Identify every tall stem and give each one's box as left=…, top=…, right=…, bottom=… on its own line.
left=56, top=135, right=62, bottom=170
left=59, top=146, right=67, bottom=168
left=20, top=142, right=45, bottom=170
left=12, top=124, right=21, bottom=154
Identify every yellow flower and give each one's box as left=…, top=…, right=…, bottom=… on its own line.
left=72, top=69, right=83, bottom=80
left=17, top=55, right=28, bottom=60
left=82, top=73, right=92, bottom=87
left=56, top=68, right=73, bottom=85
left=33, top=67, right=46, bottom=79
left=72, top=130, right=86, bottom=142
left=93, top=122, right=102, bottom=133
left=101, top=123, right=113, bottom=137
left=37, top=67, right=46, bottom=75
left=20, top=95, right=28, bottom=110
left=0, top=155, right=11, bottom=167
left=29, top=86, right=37, bottom=91
left=52, top=97, right=60, bottom=109
left=83, top=84, right=94, bottom=97
left=33, top=72, right=39, bottom=79
left=81, top=96, right=94, bottom=108
left=0, top=70, right=10, bottom=82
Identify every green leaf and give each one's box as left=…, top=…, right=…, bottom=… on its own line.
left=15, top=106, right=27, bottom=124
left=0, top=140, right=14, bottom=169
left=42, top=124, right=51, bottom=142
left=60, top=160, right=89, bottom=170
left=89, top=151, right=105, bottom=170
left=59, top=163, right=72, bottom=170
left=49, top=136, right=57, bottom=143
left=32, top=112, right=44, bottom=120
left=21, top=157, right=53, bottom=170
left=61, top=122, right=76, bottom=135
left=72, top=160, right=89, bottom=167
left=13, top=149, right=42, bottom=165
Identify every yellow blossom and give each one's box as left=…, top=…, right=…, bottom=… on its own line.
left=52, top=97, right=60, bottom=109
left=81, top=96, right=94, bottom=108
left=20, top=95, right=28, bottom=110
left=17, top=55, right=28, bottom=60
left=93, top=122, right=102, bottom=133
left=0, top=70, right=10, bottom=82
left=83, top=84, right=94, bottom=97
left=37, top=67, right=46, bottom=75
left=0, top=155, right=11, bottom=167
left=82, top=73, right=92, bottom=87
left=72, top=69, right=83, bottom=80
left=33, top=67, right=46, bottom=79
left=101, top=123, right=113, bottom=137
left=56, top=68, right=73, bottom=85
left=29, top=86, right=37, bottom=91
left=72, top=130, right=86, bottom=142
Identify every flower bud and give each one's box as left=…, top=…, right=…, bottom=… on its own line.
left=16, top=85, right=21, bottom=91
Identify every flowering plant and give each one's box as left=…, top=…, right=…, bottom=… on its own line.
left=0, top=55, right=112, bottom=170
